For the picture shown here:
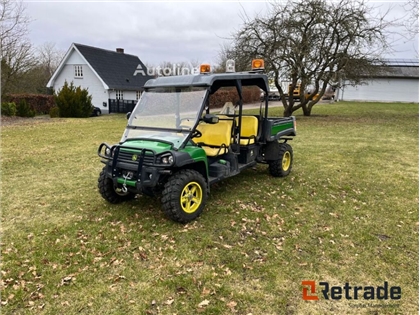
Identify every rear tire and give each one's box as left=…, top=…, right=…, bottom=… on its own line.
left=98, top=167, right=136, bottom=203
left=161, top=169, right=208, bottom=223
left=268, top=143, right=293, bottom=177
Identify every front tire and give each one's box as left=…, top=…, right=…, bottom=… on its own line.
left=161, top=169, right=208, bottom=223
left=98, top=167, right=136, bottom=203
left=268, top=143, right=293, bottom=177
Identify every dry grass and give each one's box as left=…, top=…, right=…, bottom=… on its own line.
left=1, top=102, right=418, bottom=315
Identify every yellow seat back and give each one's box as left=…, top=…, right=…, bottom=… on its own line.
left=235, top=116, right=259, bottom=145
left=196, top=121, right=232, bottom=156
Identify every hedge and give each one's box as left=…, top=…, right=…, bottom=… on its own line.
left=4, top=94, right=56, bottom=115
left=209, top=87, right=261, bottom=109
left=4, top=87, right=261, bottom=115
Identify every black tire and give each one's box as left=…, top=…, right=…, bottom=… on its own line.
left=98, top=167, right=136, bottom=203
left=161, top=169, right=208, bottom=223
left=268, top=143, right=293, bottom=177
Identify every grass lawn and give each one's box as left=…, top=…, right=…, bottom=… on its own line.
left=1, top=102, right=418, bottom=315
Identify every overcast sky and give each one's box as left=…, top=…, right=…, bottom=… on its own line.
left=25, top=1, right=419, bottom=66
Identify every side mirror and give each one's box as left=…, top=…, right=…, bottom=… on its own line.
left=126, top=112, right=131, bottom=120
left=203, top=114, right=219, bottom=124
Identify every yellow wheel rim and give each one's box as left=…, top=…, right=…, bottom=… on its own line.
left=180, top=181, right=203, bottom=214
left=282, top=151, right=291, bottom=171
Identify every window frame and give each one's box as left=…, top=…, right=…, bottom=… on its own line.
left=116, top=90, right=124, bottom=100
left=136, top=91, right=142, bottom=100
left=74, top=65, right=83, bottom=78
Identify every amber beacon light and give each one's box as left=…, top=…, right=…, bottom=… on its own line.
left=200, top=64, right=211, bottom=74
left=251, top=59, right=265, bottom=71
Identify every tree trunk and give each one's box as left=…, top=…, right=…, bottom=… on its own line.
left=283, top=104, right=294, bottom=117
left=301, top=103, right=312, bottom=116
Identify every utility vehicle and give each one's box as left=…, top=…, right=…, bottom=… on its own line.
left=97, top=59, right=296, bottom=223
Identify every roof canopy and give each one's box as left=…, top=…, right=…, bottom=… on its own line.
left=144, top=72, right=269, bottom=92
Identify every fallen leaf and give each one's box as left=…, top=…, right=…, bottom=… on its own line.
left=227, top=301, right=237, bottom=308
left=164, top=297, right=174, bottom=305
left=198, top=299, right=210, bottom=308
left=176, top=287, right=187, bottom=295
left=201, top=287, right=210, bottom=296
left=61, top=276, right=73, bottom=286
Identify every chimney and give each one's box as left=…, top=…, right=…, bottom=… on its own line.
left=116, top=48, right=124, bottom=54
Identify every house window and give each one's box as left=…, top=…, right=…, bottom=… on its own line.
left=116, top=90, right=123, bottom=100
left=136, top=91, right=142, bottom=100
left=74, top=65, right=83, bottom=78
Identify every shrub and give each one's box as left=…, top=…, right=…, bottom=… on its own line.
left=1, top=102, right=17, bottom=116
left=5, top=94, right=56, bottom=115
left=54, top=81, right=93, bottom=118
left=16, top=99, right=35, bottom=117
left=49, top=106, right=60, bottom=118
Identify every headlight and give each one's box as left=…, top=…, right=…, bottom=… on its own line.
left=105, top=147, right=115, bottom=157
left=161, top=154, right=174, bottom=164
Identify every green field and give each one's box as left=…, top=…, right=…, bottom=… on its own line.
left=1, top=102, right=418, bottom=314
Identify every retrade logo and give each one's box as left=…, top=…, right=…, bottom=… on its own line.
left=302, top=280, right=319, bottom=300
left=301, top=281, right=401, bottom=301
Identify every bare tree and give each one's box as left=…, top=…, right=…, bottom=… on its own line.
left=0, top=0, right=35, bottom=96
left=37, top=42, right=65, bottom=78
left=16, top=42, right=66, bottom=94
left=1, top=1, right=65, bottom=96
left=0, top=0, right=29, bottom=53
left=226, top=0, right=392, bottom=116
left=404, top=0, right=419, bottom=38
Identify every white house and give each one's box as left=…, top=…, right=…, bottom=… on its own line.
left=47, top=43, right=153, bottom=113
left=338, top=59, right=419, bottom=103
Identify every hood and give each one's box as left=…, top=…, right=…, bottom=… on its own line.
left=119, top=139, right=173, bottom=154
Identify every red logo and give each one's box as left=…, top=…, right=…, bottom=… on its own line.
left=302, top=280, right=319, bottom=300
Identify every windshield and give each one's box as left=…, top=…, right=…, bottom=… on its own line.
left=121, top=87, right=207, bottom=148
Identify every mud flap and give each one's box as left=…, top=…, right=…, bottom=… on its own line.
left=263, top=141, right=281, bottom=161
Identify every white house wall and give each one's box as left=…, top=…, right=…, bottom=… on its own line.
left=66, top=51, right=85, bottom=64
left=108, top=90, right=137, bottom=101
left=341, top=78, right=419, bottom=103
left=52, top=51, right=110, bottom=113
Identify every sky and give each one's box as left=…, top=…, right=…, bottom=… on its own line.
left=25, top=1, right=419, bottom=67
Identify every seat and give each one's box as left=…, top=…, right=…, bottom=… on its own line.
left=196, top=121, right=232, bottom=156
left=236, top=116, right=259, bottom=145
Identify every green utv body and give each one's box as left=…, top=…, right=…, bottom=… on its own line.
left=98, top=71, right=296, bottom=223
